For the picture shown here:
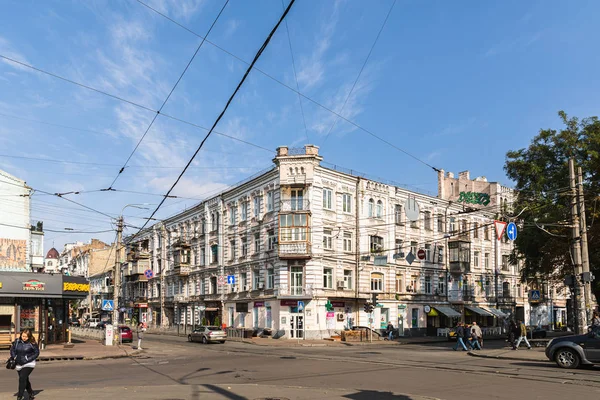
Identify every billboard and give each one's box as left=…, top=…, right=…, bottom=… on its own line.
left=0, top=238, right=27, bottom=269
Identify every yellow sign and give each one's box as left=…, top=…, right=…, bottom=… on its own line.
left=0, top=282, right=2, bottom=289
left=63, top=282, right=90, bottom=292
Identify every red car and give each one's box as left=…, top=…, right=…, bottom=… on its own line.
left=119, top=326, right=133, bottom=343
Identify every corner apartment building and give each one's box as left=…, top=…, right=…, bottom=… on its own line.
left=124, top=145, right=566, bottom=338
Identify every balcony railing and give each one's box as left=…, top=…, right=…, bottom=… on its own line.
left=174, top=265, right=190, bottom=276
left=278, top=242, right=311, bottom=259
left=280, top=199, right=310, bottom=211
left=448, top=289, right=474, bottom=302
left=275, top=285, right=313, bottom=298
left=449, top=262, right=470, bottom=274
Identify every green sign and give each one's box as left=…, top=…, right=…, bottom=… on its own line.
left=397, top=304, right=407, bottom=309
left=458, top=191, right=490, bottom=206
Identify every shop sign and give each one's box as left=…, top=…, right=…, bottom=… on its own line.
left=330, top=301, right=345, bottom=308
left=280, top=300, right=298, bottom=307
left=0, top=282, right=2, bottom=289
left=326, top=311, right=335, bottom=318
left=458, top=191, right=490, bottom=206
left=397, top=304, right=407, bottom=309
left=63, top=282, right=90, bottom=293
left=136, top=303, right=148, bottom=308
left=254, top=301, right=265, bottom=308
left=23, top=279, right=45, bottom=291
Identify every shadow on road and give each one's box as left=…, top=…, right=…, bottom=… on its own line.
left=343, top=389, right=420, bottom=399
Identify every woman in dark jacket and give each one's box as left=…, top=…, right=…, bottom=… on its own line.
left=9, top=329, right=40, bottom=400
left=508, top=320, right=519, bottom=350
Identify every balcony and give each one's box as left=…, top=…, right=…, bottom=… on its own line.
left=278, top=242, right=311, bottom=259
left=135, top=250, right=150, bottom=259
left=280, top=199, right=310, bottom=212
left=275, top=285, right=313, bottom=298
left=449, top=262, right=470, bottom=274
left=129, top=259, right=150, bottom=276
left=448, top=289, right=474, bottom=302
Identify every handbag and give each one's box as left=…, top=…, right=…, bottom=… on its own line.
left=5, top=357, right=16, bottom=370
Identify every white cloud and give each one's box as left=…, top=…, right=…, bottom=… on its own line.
left=224, top=19, right=240, bottom=38
left=146, top=0, right=206, bottom=21
left=0, top=36, right=32, bottom=72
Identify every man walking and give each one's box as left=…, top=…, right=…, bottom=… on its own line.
left=514, top=320, right=531, bottom=350
left=453, top=322, right=468, bottom=351
left=471, top=321, right=483, bottom=348
left=386, top=322, right=395, bottom=341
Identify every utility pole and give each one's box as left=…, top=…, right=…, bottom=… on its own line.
left=577, top=166, right=592, bottom=322
left=568, top=159, right=586, bottom=334
left=113, top=216, right=124, bottom=331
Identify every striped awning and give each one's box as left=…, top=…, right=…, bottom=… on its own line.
left=482, top=307, right=508, bottom=318
left=465, top=306, right=493, bottom=317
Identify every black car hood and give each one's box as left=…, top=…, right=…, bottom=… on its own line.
left=551, top=334, right=589, bottom=343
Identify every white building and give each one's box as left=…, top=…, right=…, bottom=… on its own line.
left=125, top=145, right=569, bottom=338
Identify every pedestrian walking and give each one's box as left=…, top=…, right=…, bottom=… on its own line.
left=592, top=311, right=600, bottom=331
left=508, top=320, right=519, bottom=350
left=514, top=320, right=531, bottom=350
left=386, top=322, right=395, bottom=340
left=453, top=322, right=468, bottom=351
left=136, top=322, right=146, bottom=350
left=9, top=329, right=39, bottom=400
left=471, top=321, right=483, bottom=348
left=469, top=329, right=482, bottom=350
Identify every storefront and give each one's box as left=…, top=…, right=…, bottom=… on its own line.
left=0, top=273, right=89, bottom=347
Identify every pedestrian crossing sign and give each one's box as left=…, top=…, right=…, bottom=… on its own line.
left=529, top=290, right=541, bottom=303
left=102, top=300, right=114, bottom=311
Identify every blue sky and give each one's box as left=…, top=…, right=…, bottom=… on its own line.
left=1, top=0, right=599, bottom=251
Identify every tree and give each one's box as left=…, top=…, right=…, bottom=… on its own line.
left=504, top=111, right=600, bottom=299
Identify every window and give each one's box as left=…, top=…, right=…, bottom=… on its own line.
left=370, top=235, right=384, bottom=254
left=438, top=247, right=444, bottom=263
left=438, top=276, right=445, bottom=295
left=210, top=277, right=217, bottom=294
left=323, top=268, right=333, bottom=288
left=437, top=214, right=444, bottom=232
left=395, top=239, right=403, bottom=254
left=254, top=233, right=260, bottom=253
left=410, top=218, right=419, bottom=229
left=502, top=281, right=510, bottom=298
left=240, top=272, right=247, bottom=290
left=267, top=191, right=274, bottom=212
left=229, top=240, right=236, bottom=260
left=424, top=211, right=432, bottom=230
left=502, top=255, right=510, bottom=271
left=410, top=241, right=417, bottom=256
left=280, top=214, right=308, bottom=241
left=267, top=229, right=276, bottom=250
left=342, top=193, right=352, bottom=213
left=460, top=219, right=467, bottom=234
left=425, top=244, right=432, bottom=261
left=376, top=200, right=383, bottom=218
left=254, top=197, right=261, bottom=218
left=484, top=253, right=490, bottom=269
left=323, top=188, right=333, bottom=210
left=449, top=217, right=456, bottom=233
left=424, top=276, right=432, bottom=294
left=211, top=245, right=218, bottom=263
left=241, top=202, right=248, bottom=221
left=201, top=219, right=206, bottom=234
left=253, top=270, right=260, bottom=290
left=267, top=268, right=274, bottom=289
left=211, top=213, right=217, bottom=231
left=343, top=270, right=352, bottom=290
left=323, top=228, right=333, bottom=250
left=473, top=251, right=480, bottom=268
left=371, top=273, right=383, bottom=292
left=230, top=207, right=237, bottom=225
left=343, top=232, right=352, bottom=252
left=368, top=198, right=374, bottom=217
left=395, top=204, right=403, bottom=225
left=241, top=237, right=248, bottom=257
left=290, top=266, right=303, bottom=295
left=200, top=248, right=206, bottom=266
left=291, top=189, right=304, bottom=210
left=484, top=226, right=490, bottom=240
left=473, top=222, right=479, bottom=238
left=410, top=275, right=419, bottom=293
left=395, top=274, right=403, bottom=292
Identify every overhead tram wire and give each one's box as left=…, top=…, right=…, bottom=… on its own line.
left=321, top=0, right=397, bottom=146
left=281, top=0, right=308, bottom=143
left=106, top=0, right=230, bottom=190
left=131, top=0, right=297, bottom=240
left=134, top=0, right=438, bottom=173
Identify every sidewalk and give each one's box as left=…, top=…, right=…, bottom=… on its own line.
left=0, top=383, right=438, bottom=400
left=468, top=347, right=549, bottom=362
left=0, top=339, right=142, bottom=361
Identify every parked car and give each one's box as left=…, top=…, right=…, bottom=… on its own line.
left=545, top=329, right=600, bottom=369
left=86, top=318, right=100, bottom=328
left=188, top=326, right=227, bottom=344
left=96, top=320, right=113, bottom=330
left=527, top=326, right=547, bottom=339
left=119, top=326, right=133, bottom=343
left=70, top=318, right=80, bottom=327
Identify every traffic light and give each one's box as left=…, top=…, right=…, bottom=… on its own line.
left=364, top=303, right=370, bottom=313
left=371, top=293, right=378, bottom=306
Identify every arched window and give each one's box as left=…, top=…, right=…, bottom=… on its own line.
left=47, top=261, right=52, bottom=267
left=368, top=198, right=374, bottom=217
left=376, top=200, right=383, bottom=218
left=371, top=273, right=384, bottom=292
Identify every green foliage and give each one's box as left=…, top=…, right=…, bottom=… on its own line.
left=201, top=317, right=208, bottom=326
left=504, top=111, right=600, bottom=296
left=214, top=316, right=221, bottom=327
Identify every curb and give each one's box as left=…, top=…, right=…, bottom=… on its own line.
left=467, top=350, right=550, bottom=363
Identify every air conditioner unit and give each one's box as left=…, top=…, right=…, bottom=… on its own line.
left=337, top=281, right=346, bottom=289
left=258, top=283, right=264, bottom=290
left=230, top=285, right=237, bottom=293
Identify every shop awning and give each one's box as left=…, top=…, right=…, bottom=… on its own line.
left=482, top=307, right=508, bottom=318
left=433, top=306, right=461, bottom=318
left=465, top=306, right=493, bottom=317
left=204, top=308, right=219, bottom=311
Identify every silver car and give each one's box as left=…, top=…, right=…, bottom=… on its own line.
left=188, top=326, right=227, bottom=344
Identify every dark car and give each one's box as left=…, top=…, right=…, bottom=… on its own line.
left=119, top=326, right=133, bottom=343
left=527, top=326, right=547, bottom=339
left=545, top=329, right=600, bottom=368
left=96, top=320, right=113, bottom=330
left=70, top=318, right=80, bottom=327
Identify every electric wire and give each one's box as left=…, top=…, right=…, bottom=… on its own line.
left=131, top=0, right=297, bottom=240
left=321, top=0, right=396, bottom=146
left=106, top=0, right=230, bottom=190
left=0, top=221, right=113, bottom=234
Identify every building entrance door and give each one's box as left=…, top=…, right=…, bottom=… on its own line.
left=290, top=307, right=303, bottom=338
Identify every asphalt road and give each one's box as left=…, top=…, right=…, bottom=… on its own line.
left=1, top=334, right=599, bottom=400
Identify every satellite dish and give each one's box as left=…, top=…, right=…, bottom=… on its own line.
left=404, top=197, right=420, bottom=222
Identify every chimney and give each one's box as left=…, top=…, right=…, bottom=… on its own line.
left=458, top=170, right=470, bottom=180
left=276, top=146, right=289, bottom=157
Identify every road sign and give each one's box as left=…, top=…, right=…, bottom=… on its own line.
left=417, top=249, right=426, bottom=260
left=217, top=276, right=226, bottom=286
left=227, top=275, right=236, bottom=285
left=102, top=300, right=114, bottom=311
left=529, top=290, right=541, bottom=302
left=406, top=251, right=416, bottom=265
left=494, top=220, right=507, bottom=240
left=404, top=197, right=420, bottom=222
left=298, top=301, right=304, bottom=312
left=144, top=269, right=154, bottom=279
left=506, top=222, right=517, bottom=241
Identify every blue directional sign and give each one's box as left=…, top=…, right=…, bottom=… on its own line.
left=102, top=300, right=114, bottom=311
left=506, top=222, right=518, bottom=241
left=298, top=301, right=305, bottom=312
left=227, top=275, right=236, bottom=285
